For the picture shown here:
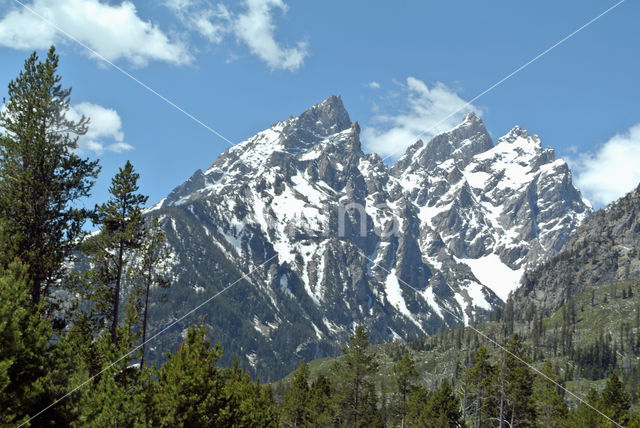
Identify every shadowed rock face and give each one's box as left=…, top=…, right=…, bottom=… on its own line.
left=143, top=96, right=591, bottom=381
left=513, top=183, right=640, bottom=318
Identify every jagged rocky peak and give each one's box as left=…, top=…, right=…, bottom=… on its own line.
left=392, top=111, right=493, bottom=175
left=281, top=95, right=352, bottom=151
left=497, top=125, right=541, bottom=148
left=297, top=94, right=351, bottom=135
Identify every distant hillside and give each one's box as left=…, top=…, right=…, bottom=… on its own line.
left=512, top=183, right=640, bottom=317
left=274, top=276, right=640, bottom=412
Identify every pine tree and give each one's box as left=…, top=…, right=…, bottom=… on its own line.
left=424, top=379, right=463, bottom=427
left=532, top=361, right=568, bottom=427
left=75, top=337, right=152, bottom=427
left=0, top=46, right=100, bottom=306
left=599, top=371, right=631, bottom=425
left=0, top=261, right=54, bottom=425
left=130, top=217, right=169, bottom=367
left=333, top=326, right=380, bottom=427
left=280, top=361, right=311, bottom=427
left=221, top=361, right=278, bottom=427
left=83, top=160, right=148, bottom=346
left=469, top=346, right=496, bottom=428
left=308, top=374, right=334, bottom=427
left=501, top=335, right=536, bottom=427
left=392, top=352, right=419, bottom=427
left=570, top=388, right=602, bottom=427
left=153, top=321, right=227, bottom=426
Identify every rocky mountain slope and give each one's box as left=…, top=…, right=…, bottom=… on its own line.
left=513, top=183, right=640, bottom=317
left=144, top=96, right=590, bottom=380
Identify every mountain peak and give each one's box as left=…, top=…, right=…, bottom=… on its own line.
left=506, top=125, right=528, bottom=139
left=497, top=126, right=544, bottom=152
left=462, top=111, right=481, bottom=124
left=295, top=95, right=351, bottom=137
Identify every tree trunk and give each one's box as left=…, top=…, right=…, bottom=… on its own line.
left=139, top=267, right=152, bottom=367
left=499, top=364, right=505, bottom=428
left=474, top=388, right=483, bottom=428
left=111, top=240, right=124, bottom=345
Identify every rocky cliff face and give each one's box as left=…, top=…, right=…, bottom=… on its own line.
left=512, top=184, right=640, bottom=317
left=144, top=96, right=591, bottom=380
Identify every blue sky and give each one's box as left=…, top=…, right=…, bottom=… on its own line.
left=0, top=0, right=638, bottom=209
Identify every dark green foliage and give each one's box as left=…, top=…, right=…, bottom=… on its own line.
left=599, top=372, right=631, bottom=425
left=532, top=361, right=568, bottom=427
left=153, top=321, right=227, bottom=426
left=501, top=335, right=536, bottom=427
left=407, top=379, right=462, bottom=427
left=570, top=388, right=603, bottom=427
left=332, top=325, right=381, bottom=427
left=83, top=160, right=148, bottom=346
left=0, top=46, right=100, bottom=305
left=153, top=321, right=277, bottom=427
left=130, top=216, right=170, bottom=368
left=468, top=346, right=496, bottom=427
left=0, top=261, right=53, bottom=425
left=391, top=352, right=419, bottom=426
left=280, top=361, right=311, bottom=427
left=308, top=374, right=334, bottom=427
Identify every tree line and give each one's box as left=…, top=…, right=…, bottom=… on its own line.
left=277, top=328, right=636, bottom=427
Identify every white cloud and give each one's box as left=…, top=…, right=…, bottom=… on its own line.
left=167, top=0, right=231, bottom=44
left=0, top=0, right=192, bottom=66
left=234, top=0, right=307, bottom=71
left=166, top=0, right=308, bottom=71
left=67, top=102, right=133, bottom=155
left=367, top=81, right=380, bottom=89
left=569, top=123, right=640, bottom=207
left=362, top=77, right=480, bottom=159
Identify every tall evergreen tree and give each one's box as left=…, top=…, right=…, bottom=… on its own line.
left=570, top=388, right=602, bottom=427
left=0, top=46, right=100, bottom=305
left=84, top=160, right=147, bottom=345
left=153, top=321, right=227, bottom=426
left=131, top=216, right=169, bottom=367
left=469, top=346, right=496, bottom=428
left=308, top=374, right=334, bottom=427
left=502, top=335, right=536, bottom=427
left=0, top=261, right=53, bottom=425
left=280, top=361, right=311, bottom=427
left=408, top=380, right=463, bottom=427
left=333, top=326, right=380, bottom=427
left=426, top=379, right=463, bottom=427
left=532, top=361, right=568, bottom=427
left=599, top=371, right=631, bottom=426
left=392, top=352, right=419, bottom=427
left=221, top=361, right=278, bottom=427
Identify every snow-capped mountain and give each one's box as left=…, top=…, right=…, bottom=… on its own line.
left=145, top=96, right=591, bottom=380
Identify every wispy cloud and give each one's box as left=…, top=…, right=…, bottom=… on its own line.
left=167, top=0, right=232, bottom=44
left=0, top=0, right=191, bottom=66
left=366, top=81, right=380, bottom=89
left=166, top=0, right=308, bottom=71
left=362, top=77, right=480, bottom=159
left=569, top=123, right=640, bottom=208
left=67, top=102, right=133, bottom=155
